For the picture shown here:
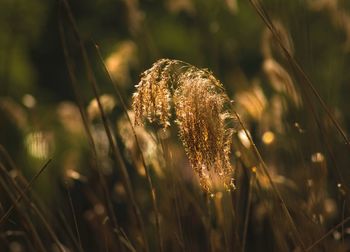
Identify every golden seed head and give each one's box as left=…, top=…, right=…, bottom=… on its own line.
left=132, top=59, right=236, bottom=192
left=132, top=59, right=173, bottom=128
left=174, top=73, right=234, bottom=192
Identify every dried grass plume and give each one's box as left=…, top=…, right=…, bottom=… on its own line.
left=132, top=59, right=236, bottom=192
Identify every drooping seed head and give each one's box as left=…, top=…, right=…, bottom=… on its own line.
left=132, top=59, right=173, bottom=128
left=132, top=59, right=236, bottom=192
left=174, top=73, right=235, bottom=191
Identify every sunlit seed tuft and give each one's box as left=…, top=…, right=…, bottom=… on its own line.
left=132, top=59, right=236, bottom=192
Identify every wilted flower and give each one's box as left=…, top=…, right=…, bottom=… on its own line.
left=307, top=0, right=338, bottom=11
left=87, top=94, right=116, bottom=121
left=166, top=0, right=195, bottom=14
left=105, top=41, right=138, bottom=87
left=235, top=83, right=267, bottom=120
left=123, top=0, right=144, bottom=35
left=263, top=58, right=302, bottom=107
left=308, top=0, right=350, bottom=51
left=57, top=101, right=84, bottom=134
left=261, top=20, right=294, bottom=58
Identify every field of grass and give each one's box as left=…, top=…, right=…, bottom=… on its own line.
left=1, top=0, right=350, bottom=251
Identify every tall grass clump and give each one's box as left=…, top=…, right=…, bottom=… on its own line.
left=2, top=0, right=350, bottom=251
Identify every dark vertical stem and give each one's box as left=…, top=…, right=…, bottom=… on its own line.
left=65, top=183, right=83, bottom=251
left=241, top=172, right=254, bottom=252
left=0, top=159, right=51, bottom=226
left=94, top=44, right=163, bottom=252
left=233, top=110, right=306, bottom=251
left=58, top=9, right=122, bottom=250
left=248, top=0, right=350, bottom=148
left=158, top=134, right=187, bottom=251
left=57, top=211, right=84, bottom=252
left=0, top=161, right=66, bottom=252
left=0, top=170, right=46, bottom=252
left=59, top=1, right=148, bottom=250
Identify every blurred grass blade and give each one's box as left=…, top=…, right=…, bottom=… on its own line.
left=0, top=159, right=51, bottom=226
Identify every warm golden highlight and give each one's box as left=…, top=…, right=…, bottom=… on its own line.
left=132, top=59, right=236, bottom=192
left=132, top=59, right=172, bottom=128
